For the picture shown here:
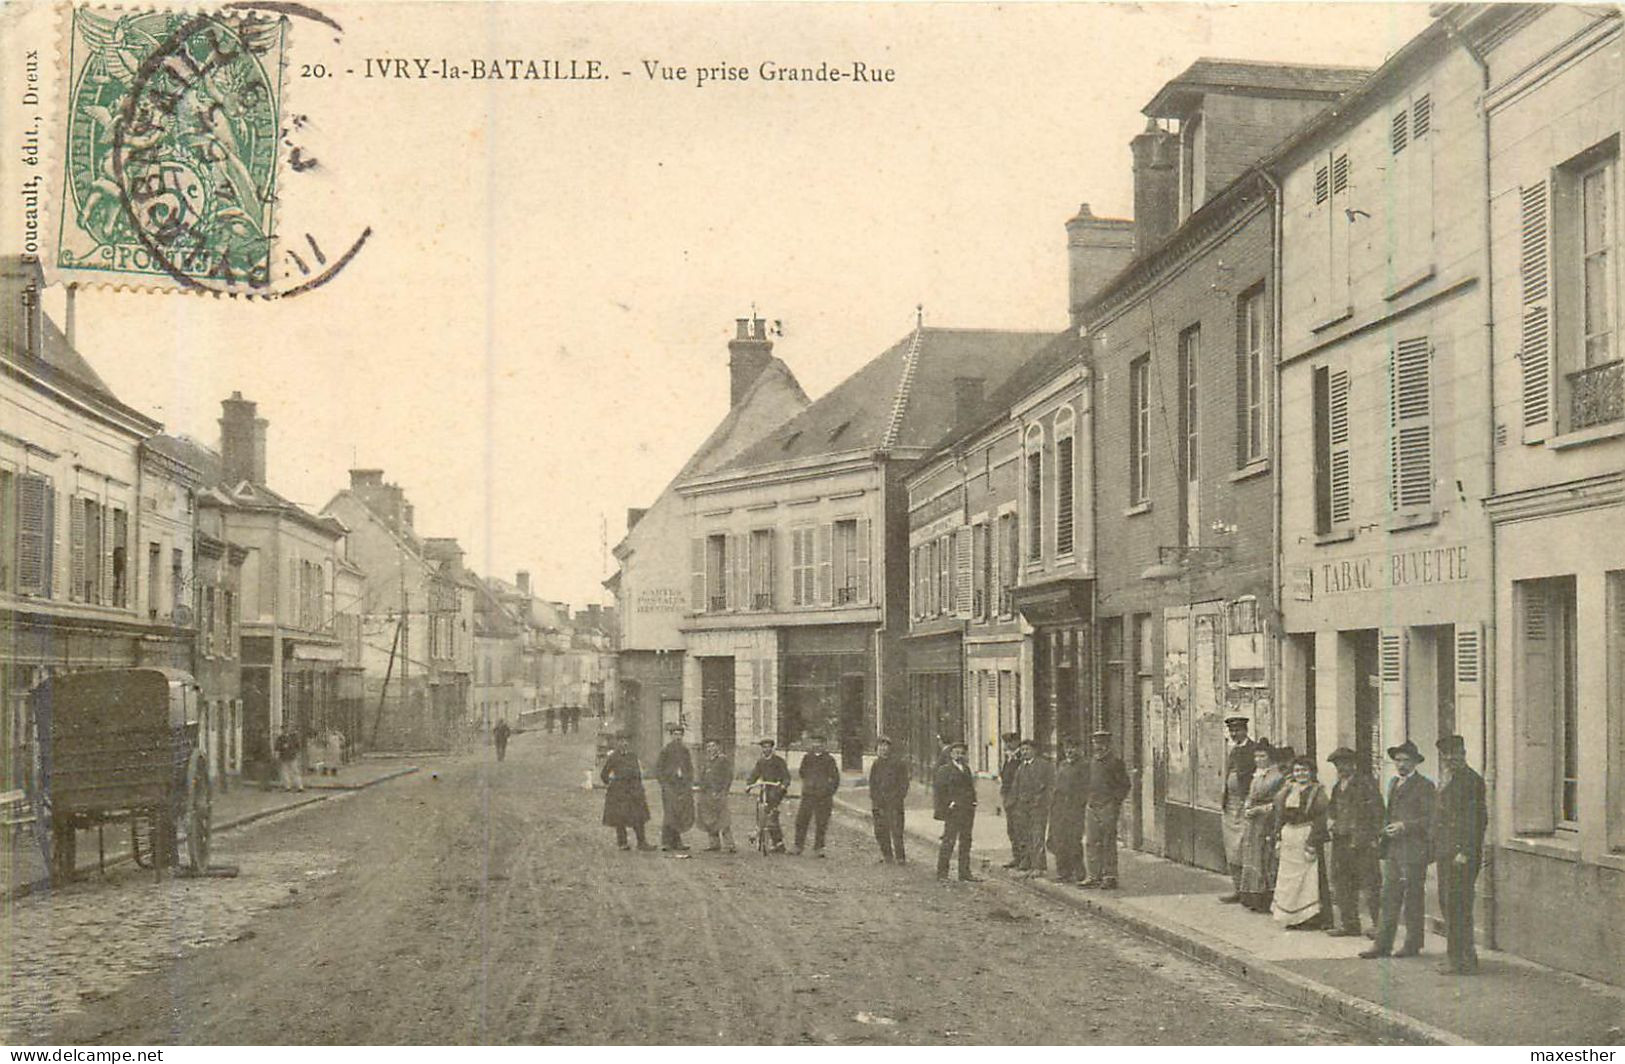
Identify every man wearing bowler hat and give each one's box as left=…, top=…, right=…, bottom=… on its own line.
left=1081, top=729, right=1131, bottom=889
left=998, top=732, right=1025, bottom=869
left=1360, top=739, right=1436, bottom=959
left=1325, top=746, right=1384, bottom=936
left=654, top=723, right=696, bottom=853
left=1431, top=734, right=1487, bottom=974
left=1219, top=715, right=1261, bottom=902
left=1011, top=738, right=1054, bottom=876
left=934, top=740, right=979, bottom=882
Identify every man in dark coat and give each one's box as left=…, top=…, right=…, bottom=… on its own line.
left=868, top=736, right=910, bottom=863
left=933, top=740, right=979, bottom=882
left=1220, top=715, right=1260, bottom=902
left=492, top=718, right=511, bottom=762
left=794, top=734, right=841, bottom=856
left=1082, top=729, right=1131, bottom=889
left=1011, top=739, right=1054, bottom=876
left=745, top=738, right=791, bottom=853
left=998, top=732, right=1024, bottom=869
left=1046, top=738, right=1089, bottom=883
left=601, top=732, right=655, bottom=851
left=1325, top=746, right=1383, bottom=936
left=1361, top=740, right=1437, bottom=959
left=1431, top=734, right=1487, bottom=974
left=654, top=724, right=696, bottom=852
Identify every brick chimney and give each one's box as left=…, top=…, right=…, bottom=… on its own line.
left=1066, top=204, right=1135, bottom=328
left=728, top=316, right=774, bottom=407
left=516, top=570, right=531, bottom=596
left=219, top=391, right=268, bottom=486
left=1131, top=120, right=1180, bottom=258
left=349, top=468, right=412, bottom=532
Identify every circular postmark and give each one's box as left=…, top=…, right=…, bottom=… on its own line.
left=69, top=7, right=366, bottom=296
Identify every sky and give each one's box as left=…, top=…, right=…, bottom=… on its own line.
left=32, top=2, right=1432, bottom=608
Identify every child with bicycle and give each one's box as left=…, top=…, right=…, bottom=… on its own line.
left=745, top=738, right=792, bottom=853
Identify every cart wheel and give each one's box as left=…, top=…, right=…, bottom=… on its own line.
left=184, top=750, right=212, bottom=873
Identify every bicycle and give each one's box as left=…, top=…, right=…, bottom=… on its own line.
left=744, top=780, right=796, bottom=855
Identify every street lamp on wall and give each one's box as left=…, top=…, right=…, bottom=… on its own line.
left=1140, top=545, right=1233, bottom=582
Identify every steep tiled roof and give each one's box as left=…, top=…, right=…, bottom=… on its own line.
left=673, top=356, right=808, bottom=481
left=1145, top=57, right=1373, bottom=117
left=721, top=327, right=1052, bottom=471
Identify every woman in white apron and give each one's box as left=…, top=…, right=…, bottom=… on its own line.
left=1272, top=754, right=1332, bottom=929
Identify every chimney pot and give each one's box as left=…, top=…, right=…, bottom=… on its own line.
left=735, top=318, right=750, bottom=339
left=728, top=311, right=775, bottom=407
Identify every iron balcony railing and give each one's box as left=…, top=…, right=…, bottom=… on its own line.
left=752, top=593, right=773, bottom=610
left=709, top=595, right=727, bottom=613
left=836, top=585, right=860, bottom=605
left=1569, top=358, right=1624, bottom=432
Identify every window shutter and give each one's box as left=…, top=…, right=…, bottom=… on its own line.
left=100, top=504, right=114, bottom=606
left=1328, top=370, right=1352, bottom=525
left=732, top=533, right=748, bottom=611
left=764, top=530, right=776, bottom=607
left=690, top=537, right=705, bottom=612
left=1454, top=624, right=1484, bottom=764
left=855, top=518, right=871, bottom=603
left=1391, top=109, right=1408, bottom=154
left=16, top=475, right=49, bottom=595
left=1388, top=338, right=1434, bottom=511
left=1056, top=436, right=1075, bottom=555
left=1378, top=630, right=1407, bottom=780
left=955, top=527, right=972, bottom=616
left=1520, top=181, right=1553, bottom=442
left=817, top=523, right=833, bottom=605
left=1412, top=95, right=1431, bottom=139
left=1514, top=585, right=1558, bottom=834
left=1314, top=164, right=1330, bottom=205
left=69, top=495, right=86, bottom=602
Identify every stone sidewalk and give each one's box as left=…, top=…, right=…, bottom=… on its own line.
left=833, top=779, right=1624, bottom=1047
left=2, top=757, right=421, bottom=901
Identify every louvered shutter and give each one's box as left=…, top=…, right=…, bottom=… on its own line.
left=1520, top=181, right=1553, bottom=442
left=99, top=504, right=114, bottom=605
left=816, top=523, right=833, bottom=606
left=16, top=475, right=49, bottom=595
left=1454, top=624, right=1484, bottom=764
left=1328, top=370, right=1353, bottom=525
left=690, top=537, right=705, bottom=612
left=1331, top=151, right=1353, bottom=309
left=1514, top=585, right=1557, bottom=834
left=855, top=518, right=871, bottom=603
left=954, top=527, right=972, bottom=616
left=1378, top=630, right=1407, bottom=782
left=1388, top=338, right=1434, bottom=511
left=731, top=533, right=747, bottom=611
left=69, top=496, right=86, bottom=602
left=1056, top=436, right=1075, bottom=555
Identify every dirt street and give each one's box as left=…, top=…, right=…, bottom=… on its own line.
left=9, top=728, right=1378, bottom=1044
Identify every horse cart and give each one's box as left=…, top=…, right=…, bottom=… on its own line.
left=26, top=668, right=212, bottom=886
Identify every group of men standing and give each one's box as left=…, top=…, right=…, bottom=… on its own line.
left=545, top=706, right=584, bottom=734
left=1218, top=716, right=1488, bottom=975
left=997, top=730, right=1130, bottom=888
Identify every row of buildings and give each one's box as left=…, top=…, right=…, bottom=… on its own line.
left=608, top=4, right=1622, bottom=983
left=1, top=256, right=615, bottom=793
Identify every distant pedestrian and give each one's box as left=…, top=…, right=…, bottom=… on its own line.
left=1361, top=740, right=1436, bottom=960
left=493, top=719, right=511, bottom=762
left=601, top=732, right=655, bottom=851
left=745, top=738, right=791, bottom=853
left=998, top=732, right=1023, bottom=870
left=1047, top=738, right=1089, bottom=884
left=696, top=739, right=737, bottom=854
left=1011, top=739, right=1053, bottom=876
left=275, top=725, right=305, bottom=793
left=1081, top=729, right=1130, bottom=890
left=1431, top=735, right=1487, bottom=974
left=1219, top=715, right=1261, bottom=904
left=1272, top=755, right=1331, bottom=928
left=545, top=707, right=556, bottom=734
left=1325, top=746, right=1383, bottom=937
left=1239, top=742, right=1285, bottom=912
left=868, top=737, right=910, bottom=863
left=794, top=734, right=841, bottom=857
left=655, top=724, right=695, bottom=852
left=933, top=740, right=979, bottom=882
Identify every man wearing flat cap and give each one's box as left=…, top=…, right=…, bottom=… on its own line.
left=1325, top=746, right=1383, bottom=937
left=654, top=723, right=696, bottom=853
left=745, top=738, right=791, bottom=853
left=1360, top=739, right=1436, bottom=959
left=998, top=732, right=1025, bottom=869
left=1010, top=738, right=1055, bottom=876
left=793, top=733, right=841, bottom=857
left=1082, top=729, right=1131, bottom=889
left=1431, top=734, right=1487, bottom=974
left=1220, top=715, right=1262, bottom=903
left=933, top=740, right=979, bottom=881
left=868, top=737, right=910, bottom=863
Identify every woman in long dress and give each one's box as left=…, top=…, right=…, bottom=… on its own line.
left=1239, top=743, right=1285, bottom=912
left=1272, top=754, right=1332, bottom=929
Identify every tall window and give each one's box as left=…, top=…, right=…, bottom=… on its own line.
left=1178, top=325, right=1201, bottom=547
left=1580, top=158, right=1615, bottom=368
left=831, top=519, right=868, bottom=605
left=172, top=548, right=185, bottom=615
left=147, top=542, right=160, bottom=616
left=1389, top=337, right=1434, bottom=512
left=1055, top=408, right=1076, bottom=556
left=111, top=508, right=127, bottom=607
left=1129, top=355, right=1150, bottom=504
left=750, top=528, right=774, bottom=610
left=971, top=521, right=988, bottom=619
left=1026, top=426, right=1043, bottom=562
left=999, top=513, right=1019, bottom=616
left=1313, top=366, right=1352, bottom=534
left=705, top=533, right=728, bottom=612
left=1236, top=287, right=1267, bottom=465
left=1514, top=576, right=1580, bottom=834
left=937, top=533, right=952, bottom=616
left=791, top=527, right=816, bottom=607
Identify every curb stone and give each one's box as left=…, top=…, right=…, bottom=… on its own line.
left=830, top=794, right=1466, bottom=1047
left=3, top=765, right=420, bottom=903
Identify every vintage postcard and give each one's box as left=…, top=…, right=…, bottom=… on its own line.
left=1, top=0, right=1621, bottom=1049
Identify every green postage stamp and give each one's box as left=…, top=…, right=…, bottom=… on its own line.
left=56, top=8, right=286, bottom=291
